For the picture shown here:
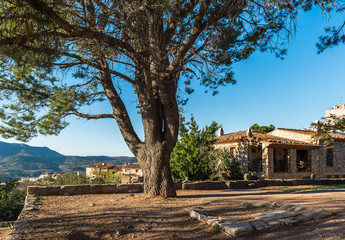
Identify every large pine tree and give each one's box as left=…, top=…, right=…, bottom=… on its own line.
left=0, top=0, right=333, bottom=197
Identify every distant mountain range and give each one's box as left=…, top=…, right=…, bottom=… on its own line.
left=0, top=141, right=136, bottom=180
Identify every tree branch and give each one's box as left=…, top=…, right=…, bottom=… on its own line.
left=25, top=0, right=145, bottom=67
left=19, top=45, right=135, bottom=85
left=70, top=110, right=114, bottom=119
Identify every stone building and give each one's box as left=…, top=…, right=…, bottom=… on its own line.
left=86, top=162, right=121, bottom=179
left=325, top=104, right=345, bottom=119
left=214, top=128, right=345, bottom=179
left=121, top=163, right=143, bottom=184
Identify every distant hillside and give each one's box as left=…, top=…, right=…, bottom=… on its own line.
left=0, top=141, right=136, bottom=180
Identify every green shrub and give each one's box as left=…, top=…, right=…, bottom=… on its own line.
left=54, top=172, right=89, bottom=185
left=0, top=179, right=26, bottom=221
left=92, top=178, right=105, bottom=184
left=42, top=176, right=55, bottom=182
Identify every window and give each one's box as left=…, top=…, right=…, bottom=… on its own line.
left=326, top=148, right=334, bottom=167
left=229, top=147, right=236, bottom=157
left=296, top=150, right=311, bottom=172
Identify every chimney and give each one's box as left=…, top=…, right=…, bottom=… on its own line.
left=247, top=127, right=253, bottom=138
left=217, top=127, right=224, bottom=137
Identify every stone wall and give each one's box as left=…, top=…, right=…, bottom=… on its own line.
left=325, top=107, right=345, bottom=118
left=322, top=141, right=345, bottom=178
left=27, top=183, right=144, bottom=196
left=181, top=179, right=345, bottom=190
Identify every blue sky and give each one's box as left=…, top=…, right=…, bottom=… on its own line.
left=1, top=7, right=345, bottom=157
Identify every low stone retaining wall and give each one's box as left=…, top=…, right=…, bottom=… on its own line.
left=182, top=179, right=345, bottom=190
left=183, top=181, right=228, bottom=190
left=25, top=179, right=345, bottom=197
left=6, top=194, right=39, bottom=240
left=27, top=183, right=144, bottom=196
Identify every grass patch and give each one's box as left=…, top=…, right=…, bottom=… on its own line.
left=287, top=184, right=345, bottom=192
left=213, top=224, right=220, bottom=230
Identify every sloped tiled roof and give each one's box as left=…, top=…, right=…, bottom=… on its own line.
left=122, top=163, right=141, bottom=170
left=87, top=163, right=115, bottom=169
left=113, top=165, right=125, bottom=171
left=274, top=128, right=345, bottom=140
left=214, top=130, right=320, bottom=148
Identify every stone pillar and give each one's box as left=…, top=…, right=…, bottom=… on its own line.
left=289, top=149, right=297, bottom=173
left=311, top=149, right=321, bottom=179
left=261, top=146, right=269, bottom=179
left=237, top=142, right=249, bottom=173
left=261, top=144, right=273, bottom=179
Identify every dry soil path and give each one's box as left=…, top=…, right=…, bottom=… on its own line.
left=9, top=187, right=345, bottom=239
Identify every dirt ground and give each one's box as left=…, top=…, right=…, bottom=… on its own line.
left=8, top=186, right=345, bottom=239
left=0, top=228, right=11, bottom=240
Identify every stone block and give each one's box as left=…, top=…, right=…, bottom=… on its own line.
left=218, top=216, right=240, bottom=223
left=293, top=207, right=304, bottom=212
left=30, top=186, right=49, bottom=196
left=174, top=182, right=182, bottom=190
left=221, top=222, right=253, bottom=237
left=253, top=209, right=301, bottom=222
left=279, top=218, right=298, bottom=225
left=189, top=210, right=208, bottom=221
left=267, top=220, right=281, bottom=227
left=206, top=218, right=219, bottom=225
left=182, top=182, right=195, bottom=190
left=189, top=210, right=201, bottom=219
left=100, top=184, right=117, bottom=193
left=128, top=183, right=143, bottom=193
left=303, top=210, right=332, bottom=220
left=183, top=181, right=227, bottom=190
left=116, top=183, right=143, bottom=193
left=250, top=221, right=269, bottom=230
left=70, top=185, right=92, bottom=195
left=59, top=185, right=77, bottom=195
left=43, top=186, right=60, bottom=196
left=251, top=201, right=270, bottom=208
left=90, top=184, right=103, bottom=194
left=228, top=180, right=249, bottom=189
left=27, top=186, right=37, bottom=195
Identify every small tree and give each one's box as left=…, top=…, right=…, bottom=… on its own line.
left=209, top=150, right=242, bottom=180
left=250, top=123, right=275, bottom=134
left=0, top=179, right=26, bottom=221
left=312, top=115, right=345, bottom=147
left=170, top=115, right=219, bottom=182
left=171, top=115, right=242, bottom=182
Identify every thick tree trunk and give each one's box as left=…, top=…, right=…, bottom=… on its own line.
left=139, top=142, right=176, bottom=197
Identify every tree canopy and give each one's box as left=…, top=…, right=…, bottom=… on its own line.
left=316, top=2, right=345, bottom=53
left=250, top=123, right=275, bottom=134
left=170, top=115, right=241, bottom=182
left=170, top=115, right=218, bottom=182
left=0, top=0, right=335, bottom=197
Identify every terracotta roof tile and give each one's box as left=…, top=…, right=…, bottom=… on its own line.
left=113, top=165, right=125, bottom=171
left=122, top=163, right=141, bottom=170
left=274, top=128, right=345, bottom=140
left=214, top=130, right=321, bottom=147
left=87, top=163, right=115, bottom=169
